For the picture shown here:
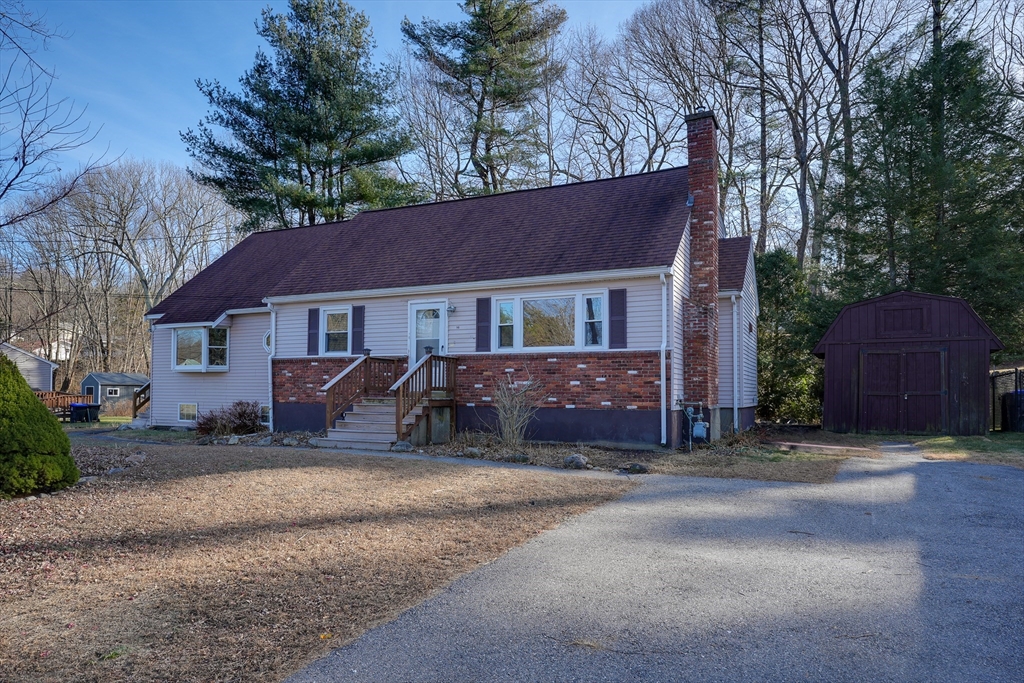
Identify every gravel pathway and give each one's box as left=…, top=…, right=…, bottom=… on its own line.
left=287, top=443, right=1023, bottom=683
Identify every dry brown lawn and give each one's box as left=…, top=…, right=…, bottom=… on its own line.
left=429, top=428, right=853, bottom=484
left=0, top=445, right=633, bottom=682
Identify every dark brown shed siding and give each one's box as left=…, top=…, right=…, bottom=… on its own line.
left=814, top=292, right=1003, bottom=436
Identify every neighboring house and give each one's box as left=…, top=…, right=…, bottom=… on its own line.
left=0, top=342, right=58, bottom=391
left=144, top=112, right=758, bottom=448
left=814, top=291, right=1003, bottom=436
left=80, top=372, right=150, bottom=410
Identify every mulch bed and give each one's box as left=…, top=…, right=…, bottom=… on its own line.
left=0, top=444, right=633, bottom=682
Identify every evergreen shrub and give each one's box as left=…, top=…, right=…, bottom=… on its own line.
left=0, top=355, right=78, bottom=498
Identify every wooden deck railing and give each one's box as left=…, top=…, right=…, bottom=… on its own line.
left=34, top=391, right=91, bottom=418
left=321, top=356, right=401, bottom=431
left=133, top=382, right=151, bottom=418
left=389, top=354, right=458, bottom=442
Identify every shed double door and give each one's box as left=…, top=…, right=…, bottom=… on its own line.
left=859, top=348, right=947, bottom=434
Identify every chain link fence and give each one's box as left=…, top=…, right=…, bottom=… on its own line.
left=990, top=368, right=1024, bottom=432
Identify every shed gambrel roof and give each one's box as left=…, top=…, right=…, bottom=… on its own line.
left=147, top=167, right=693, bottom=325
left=812, top=291, right=1004, bottom=357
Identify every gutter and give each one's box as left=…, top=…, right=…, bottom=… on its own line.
left=268, top=303, right=277, bottom=432
left=264, top=266, right=673, bottom=306
left=731, top=294, right=739, bottom=434
left=660, top=273, right=668, bottom=446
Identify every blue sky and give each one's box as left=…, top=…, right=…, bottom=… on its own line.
left=20, top=0, right=644, bottom=168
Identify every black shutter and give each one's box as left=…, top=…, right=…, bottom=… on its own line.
left=476, top=297, right=491, bottom=352
left=609, top=289, right=627, bottom=349
left=351, top=305, right=365, bottom=355
left=307, top=308, right=320, bottom=356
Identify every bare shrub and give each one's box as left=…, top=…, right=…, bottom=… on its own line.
left=196, top=400, right=267, bottom=436
left=492, top=370, right=546, bottom=449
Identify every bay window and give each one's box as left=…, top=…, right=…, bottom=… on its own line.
left=494, top=292, right=606, bottom=351
left=174, top=327, right=229, bottom=371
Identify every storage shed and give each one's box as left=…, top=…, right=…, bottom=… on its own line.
left=813, top=292, right=1003, bottom=435
left=81, top=372, right=150, bottom=411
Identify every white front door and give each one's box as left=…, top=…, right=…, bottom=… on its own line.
left=410, top=302, right=447, bottom=361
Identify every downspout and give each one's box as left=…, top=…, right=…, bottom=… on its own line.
left=731, top=294, right=739, bottom=433
left=660, top=273, right=668, bottom=446
left=268, top=303, right=277, bottom=432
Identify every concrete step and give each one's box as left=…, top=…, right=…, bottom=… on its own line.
left=330, top=422, right=395, bottom=437
left=327, top=428, right=394, bottom=443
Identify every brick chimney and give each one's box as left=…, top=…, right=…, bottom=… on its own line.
left=683, top=111, right=720, bottom=436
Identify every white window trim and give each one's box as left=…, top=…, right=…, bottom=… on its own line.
left=320, top=305, right=353, bottom=356
left=493, top=290, right=608, bottom=353
left=259, top=404, right=271, bottom=425
left=178, top=403, right=198, bottom=422
left=173, top=327, right=230, bottom=373
left=106, top=387, right=120, bottom=397
left=263, top=330, right=272, bottom=354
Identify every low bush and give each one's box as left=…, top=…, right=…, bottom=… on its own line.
left=196, top=400, right=267, bottom=437
left=0, top=355, right=79, bottom=498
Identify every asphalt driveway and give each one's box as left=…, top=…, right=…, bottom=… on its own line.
left=288, top=446, right=1024, bottom=682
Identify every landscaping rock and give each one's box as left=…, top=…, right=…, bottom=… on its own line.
left=116, top=423, right=134, bottom=431
left=464, top=447, right=483, bottom=458
left=624, top=462, right=650, bottom=474
left=126, top=452, right=146, bottom=465
left=107, top=467, right=125, bottom=475
left=391, top=441, right=414, bottom=453
left=281, top=437, right=299, bottom=447
left=77, top=476, right=98, bottom=485
left=227, top=435, right=240, bottom=445
left=196, top=436, right=213, bottom=446
left=256, top=436, right=273, bottom=446
left=25, top=496, right=36, bottom=501
left=563, top=454, right=589, bottom=469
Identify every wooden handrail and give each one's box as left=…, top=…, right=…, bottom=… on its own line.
left=392, top=355, right=458, bottom=442
left=389, top=353, right=431, bottom=392
left=323, top=356, right=401, bottom=431
left=321, top=355, right=367, bottom=392
left=133, top=382, right=151, bottom=419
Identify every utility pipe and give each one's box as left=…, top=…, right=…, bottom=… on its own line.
left=731, top=294, right=739, bottom=434
left=660, top=273, right=668, bottom=446
left=267, top=303, right=277, bottom=432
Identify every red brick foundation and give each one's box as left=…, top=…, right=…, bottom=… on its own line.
left=455, top=351, right=669, bottom=410
left=273, top=357, right=364, bottom=404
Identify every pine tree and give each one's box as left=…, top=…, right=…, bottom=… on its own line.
left=833, top=30, right=1024, bottom=357
left=182, top=0, right=414, bottom=232
left=401, top=0, right=566, bottom=195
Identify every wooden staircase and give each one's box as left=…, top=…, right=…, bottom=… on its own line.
left=315, top=354, right=457, bottom=452
left=325, top=397, right=428, bottom=451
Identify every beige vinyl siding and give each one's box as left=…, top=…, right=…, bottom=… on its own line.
left=150, top=313, right=271, bottom=427
left=670, top=226, right=690, bottom=406
left=0, top=345, right=54, bottom=391
left=741, top=250, right=759, bottom=407
left=272, top=276, right=667, bottom=360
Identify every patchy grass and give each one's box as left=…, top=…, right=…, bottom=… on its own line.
left=914, top=433, right=1024, bottom=469
left=0, top=444, right=632, bottom=683
left=67, top=427, right=196, bottom=445
left=62, top=416, right=132, bottom=431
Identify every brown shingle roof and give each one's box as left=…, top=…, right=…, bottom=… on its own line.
left=718, top=236, right=751, bottom=291
left=148, top=167, right=692, bottom=324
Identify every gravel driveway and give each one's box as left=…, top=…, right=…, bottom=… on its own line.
left=287, top=445, right=1024, bottom=683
